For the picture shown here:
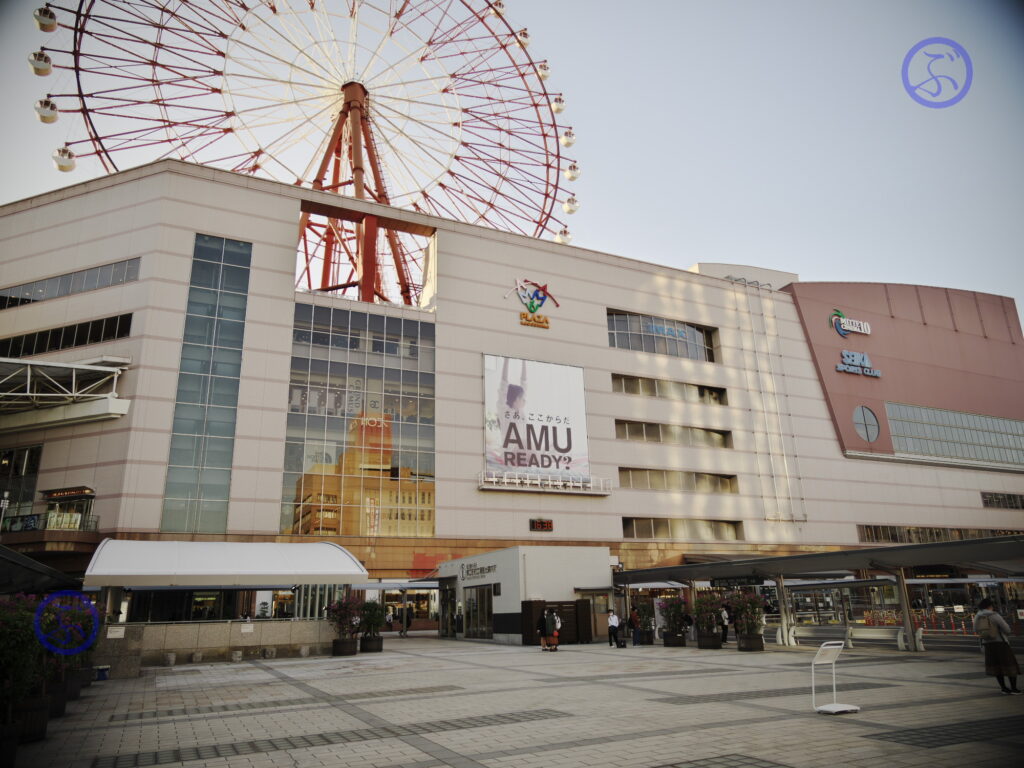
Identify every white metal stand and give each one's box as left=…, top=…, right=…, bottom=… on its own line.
left=811, top=641, right=860, bottom=714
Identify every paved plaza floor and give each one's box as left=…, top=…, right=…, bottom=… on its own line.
left=19, top=637, right=1024, bottom=768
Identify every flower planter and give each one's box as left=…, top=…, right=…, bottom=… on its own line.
left=360, top=636, right=383, bottom=653
left=47, top=681, right=67, bottom=718
left=737, top=634, right=765, bottom=652
left=0, top=722, right=19, bottom=768
left=697, top=633, right=723, bottom=650
left=79, top=666, right=94, bottom=688
left=332, top=638, right=358, bottom=656
left=65, top=672, right=83, bottom=702
left=16, top=695, right=50, bottom=743
left=663, top=633, right=687, bottom=647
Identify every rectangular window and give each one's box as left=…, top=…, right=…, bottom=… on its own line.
left=0, top=259, right=139, bottom=310
left=611, top=373, right=726, bottom=405
left=886, top=402, right=1024, bottom=467
left=622, top=517, right=742, bottom=541
left=618, top=467, right=737, bottom=494
left=615, top=419, right=730, bottom=449
left=856, top=524, right=1021, bottom=544
left=607, top=309, right=717, bottom=362
left=0, top=314, right=132, bottom=358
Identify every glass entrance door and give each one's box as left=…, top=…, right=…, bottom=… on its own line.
left=439, top=579, right=457, bottom=637
left=464, top=585, right=493, bottom=639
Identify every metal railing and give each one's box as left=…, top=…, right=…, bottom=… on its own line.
left=0, top=512, right=98, bottom=533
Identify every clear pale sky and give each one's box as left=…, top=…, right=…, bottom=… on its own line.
left=1, top=0, right=1022, bottom=319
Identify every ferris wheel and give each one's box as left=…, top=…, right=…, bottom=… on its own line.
left=27, top=0, right=579, bottom=304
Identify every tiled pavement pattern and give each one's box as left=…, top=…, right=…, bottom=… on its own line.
left=18, top=639, right=1024, bottom=768
left=110, top=686, right=464, bottom=721
left=655, top=756, right=795, bottom=768
left=864, top=715, right=1024, bottom=748
left=653, top=681, right=895, bottom=705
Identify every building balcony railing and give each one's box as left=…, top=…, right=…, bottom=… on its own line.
left=477, top=471, right=611, bottom=495
left=0, top=512, right=98, bottom=533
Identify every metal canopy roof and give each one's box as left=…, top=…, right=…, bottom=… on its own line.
left=0, top=357, right=127, bottom=414
left=614, top=534, right=1024, bottom=585
left=83, top=539, right=369, bottom=587
left=0, top=544, right=80, bottom=595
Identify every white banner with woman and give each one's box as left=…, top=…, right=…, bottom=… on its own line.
left=483, top=355, right=590, bottom=482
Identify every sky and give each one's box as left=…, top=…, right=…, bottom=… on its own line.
left=1, top=0, right=1022, bottom=318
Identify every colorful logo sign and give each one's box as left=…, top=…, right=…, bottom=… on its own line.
left=902, top=37, right=972, bottom=109
left=829, top=309, right=871, bottom=338
left=505, top=278, right=560, bottom=329
left=33, top=590, right=100, bottom=656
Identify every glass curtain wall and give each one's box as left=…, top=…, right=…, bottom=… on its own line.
left=160, top=235, right=251, bottom=533
left=282, top=304, right=436, bottom=537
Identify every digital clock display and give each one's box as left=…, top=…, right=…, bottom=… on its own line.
left=529, top=518, right=554, bottom=532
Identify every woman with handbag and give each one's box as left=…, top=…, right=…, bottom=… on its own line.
left=975, top=598, right=1021, bottom=694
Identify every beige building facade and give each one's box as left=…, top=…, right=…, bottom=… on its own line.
left=1, top=160, right=1022, bottom=581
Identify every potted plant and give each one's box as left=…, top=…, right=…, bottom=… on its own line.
left=326, top=594, right=361, bottom=656
left=4, top=595, right=50, bottom=744
left=657, top=596, right=689, bottom=647
left=1, top=594, right=42, bottom=764
left=730, top=591, right=766, bottom=652
left=359, top=600, right=385, bottom=653
left=693, top=592, right=723, bottom=649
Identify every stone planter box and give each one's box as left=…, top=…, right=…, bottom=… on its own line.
left=697, top=633, right=723, bottom=650
left=360, top=636, right=383, bottom=653
left=737, top=634, right=765, bottom=652
left=662, top=633, right=687, bottom=647
left=333, top=638, right=358, bottom=656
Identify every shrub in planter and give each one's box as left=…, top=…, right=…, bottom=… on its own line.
left=0, top=594, right=43, bottom=747
left=657, top=596, right=691, bottom=647
left=327, top=594, right=362, bottom=656
left=359, top=601, right=385, bottom=653
left=693, top=592, right=724, bottom=649
left=729, top=591, right=767, bottom=652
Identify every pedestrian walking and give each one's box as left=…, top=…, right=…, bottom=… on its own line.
left=548, top=608, right=562, bottom=651
left=536, top=610, right=548, bottom=651
left=975, top=598, right=1021, bottom=695
left=720, top=603, right=731, bottom=644
left=400, top=604, right=413, bottom=637
left=607, top=609, right=621, bottom=648
left=629, top=605, right=642, bottom=647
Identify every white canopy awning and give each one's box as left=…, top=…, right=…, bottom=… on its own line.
left=83, top=539, right=368, bottom=588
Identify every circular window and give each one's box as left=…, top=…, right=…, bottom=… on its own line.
left=853, top=406, right=880, bottom=442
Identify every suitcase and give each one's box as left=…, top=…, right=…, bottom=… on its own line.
left=616, top=637, right=627, bottom=648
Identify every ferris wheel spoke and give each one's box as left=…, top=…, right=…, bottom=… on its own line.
left=369, top=109, right=456, bottom=175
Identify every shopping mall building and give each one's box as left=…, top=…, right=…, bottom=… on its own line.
left=2, top=160, right=1023, bottom=598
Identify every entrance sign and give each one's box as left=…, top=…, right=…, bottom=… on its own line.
left=811, top=641, right=861, bottom=715
left=484, top=355, right=590, bottom=482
